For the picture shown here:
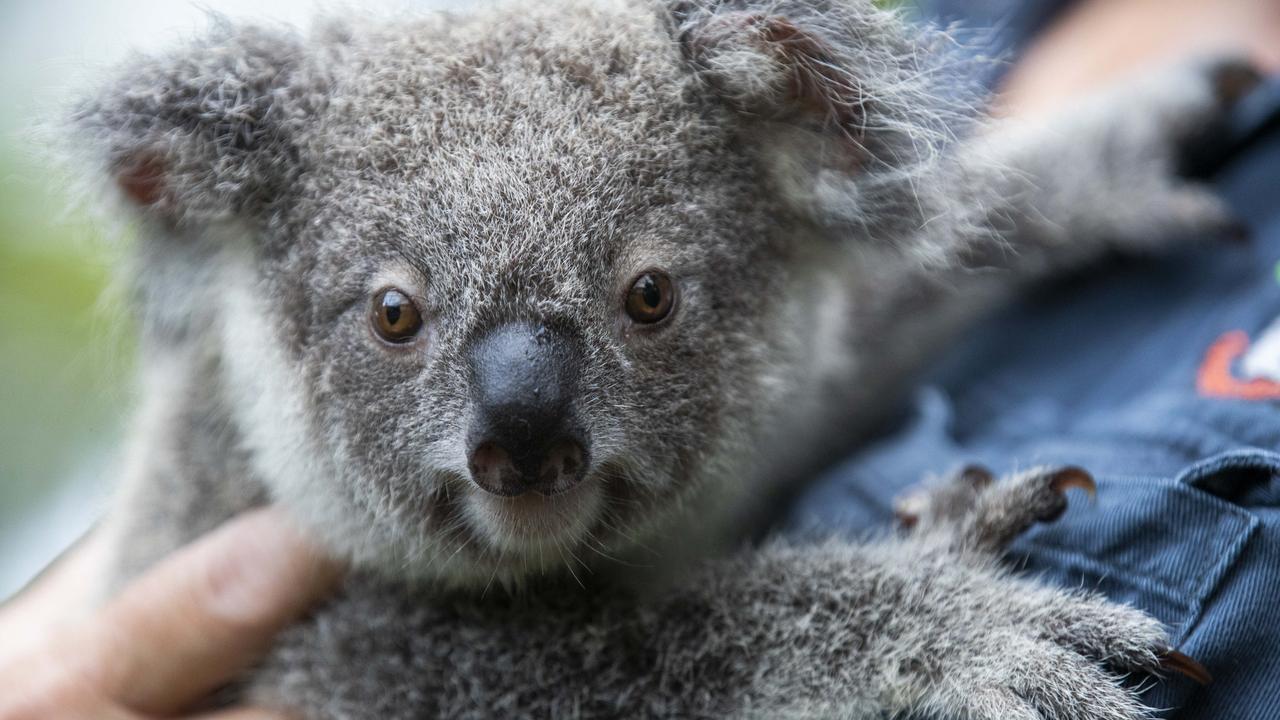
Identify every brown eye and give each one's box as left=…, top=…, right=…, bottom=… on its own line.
left=371, top=288, right=424, bottom=343
left=624, top=271, right=675, bottom=324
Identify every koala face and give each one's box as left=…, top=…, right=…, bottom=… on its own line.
left=238, top=5, right=793, bottom=584
left=79, top=0, right=956, bottom=584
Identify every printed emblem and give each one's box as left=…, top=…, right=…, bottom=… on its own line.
left=1197, top=322, right=1280, bottom=400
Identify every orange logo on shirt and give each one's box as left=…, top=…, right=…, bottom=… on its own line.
left=1197, top=330, right=1280, bottom=400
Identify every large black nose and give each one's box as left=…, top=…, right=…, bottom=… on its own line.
left=466, top=322, right=590, bottom=497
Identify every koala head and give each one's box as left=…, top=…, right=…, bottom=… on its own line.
left=77, top=0, right=966, bottom=586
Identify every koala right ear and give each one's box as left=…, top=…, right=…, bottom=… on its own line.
left=73, top=21, right=317, bottom=226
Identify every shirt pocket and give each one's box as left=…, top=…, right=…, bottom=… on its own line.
left=1006, top=450, right=1267, bottom=645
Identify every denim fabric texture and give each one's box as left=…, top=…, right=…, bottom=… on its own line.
left=783, top=45, right=1280, bottom=720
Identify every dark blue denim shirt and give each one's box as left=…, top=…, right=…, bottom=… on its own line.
left=784, top=6, right=1280, bottom=715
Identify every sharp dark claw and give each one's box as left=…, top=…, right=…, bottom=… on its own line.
left=1160, top=649, right=1213, bottom=685
left=959, top=464, right=995, bottom=490
left=1049, top=467, right=1096, bottom=501
left=894, top=510, right=919, bottom=530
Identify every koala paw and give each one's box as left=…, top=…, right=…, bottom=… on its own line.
left=922, top=591, right=1210, bottom=720
left=1081, top=56, right=1263, bottom=250
left=896, top=464, right=1095, bottom=553
left=894, top=466, right=1212, bottom=718
left=902, top=558, right=1210, bottom=719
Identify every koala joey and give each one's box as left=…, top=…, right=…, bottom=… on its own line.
left=72, top=0, right=1251, bottom=717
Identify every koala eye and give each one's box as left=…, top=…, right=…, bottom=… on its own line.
left=624, top=271, right=676, bottom=325
left=371, top=288, right=424, bottom=344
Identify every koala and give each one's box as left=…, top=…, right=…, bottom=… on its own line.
left=69, top=0, right=1251, bottom=717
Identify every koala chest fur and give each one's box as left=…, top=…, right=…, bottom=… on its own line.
left=75, top=0, right=1245, bottom=716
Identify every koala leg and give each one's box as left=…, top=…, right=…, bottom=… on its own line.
left=841, top=59, right=1266, bottom=429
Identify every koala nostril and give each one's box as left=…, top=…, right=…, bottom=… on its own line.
left=467, top=436, right=590, bottom=498
left=536, top=439, right=587, bottom=496
left=468, top=442, right=523, bottom=497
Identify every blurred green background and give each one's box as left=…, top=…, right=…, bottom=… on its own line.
left=0, top=6, right=128, bottom=596
left=0, top=0, right=334, bottom=597
left=0, top=136, right=130, bottom=559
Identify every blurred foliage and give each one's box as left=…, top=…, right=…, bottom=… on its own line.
left=0, top=144, right=133, bottom=533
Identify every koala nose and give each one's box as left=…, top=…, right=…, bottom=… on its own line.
left=465, top=322, right=590, bottom=497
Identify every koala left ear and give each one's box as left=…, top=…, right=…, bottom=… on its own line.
left=672, top=1, right=975, bottom=226
left=677, top=8, right=866, bottom=143
left=73, top=20, right=317, bottom=226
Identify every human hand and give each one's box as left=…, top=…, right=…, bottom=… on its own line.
left=0, top=508, right=343, bottom=719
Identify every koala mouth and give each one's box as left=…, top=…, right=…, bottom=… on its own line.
left=423, top=460, right=661, bottom=583
left=461, top=472, right=607, bottom=554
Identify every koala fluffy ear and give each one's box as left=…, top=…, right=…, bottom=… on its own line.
left=677, top=8, right=866, bottom=140
left=73, top=21, right=316, bottom=226
left=672, top=1, right=975, bottom=226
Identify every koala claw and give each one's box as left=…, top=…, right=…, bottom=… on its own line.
left=1047, top=465, right=1096, bottom=501
left=1159, top=648, right=1213, bottom=685
left=959, top=463, right=996, bottom=489
left=970, top=465, right=1099, bottom=551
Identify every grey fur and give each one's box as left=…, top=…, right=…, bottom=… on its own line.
left=254, top=467, right=1174, bottom=720
left=69, top=0, right=1248, bottom=717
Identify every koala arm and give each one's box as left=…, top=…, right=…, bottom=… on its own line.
left=943, top=58, right=1255, bottom=279
left=251, top=475, right=1180, bottom=720
left=834, top=58, right=1257, bottom=420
